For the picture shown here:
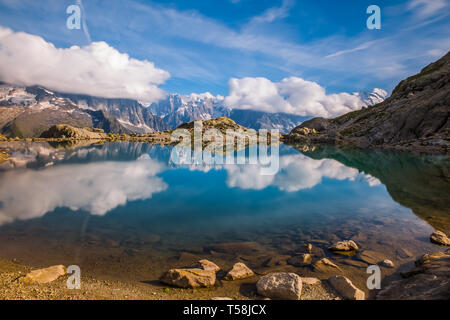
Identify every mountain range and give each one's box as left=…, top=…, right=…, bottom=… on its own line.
left=0, top=82, right=387, bottom=137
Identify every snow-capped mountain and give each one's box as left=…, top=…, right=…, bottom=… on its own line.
left=354, top=88, right=389, bottom=106
left=59, top=93, right=168, bottom=133
left=148, top=89, right=388, bottom=133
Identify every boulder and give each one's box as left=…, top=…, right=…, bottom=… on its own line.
left=328, top=240, right=359, bottom=252
left=198, top=259, right=220, bottom=272
left=160, top=268, right=216, bottom=288
left=328, top=276, right=365, bottom=300
left=225, top=262, right=254, bottom=280
left=430, top=230, right=450, bottom=246
left=256, top=273, right=302, bottom=300
left=20, top=265, right=66, bottom=284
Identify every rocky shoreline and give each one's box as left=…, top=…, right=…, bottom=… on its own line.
left=2, top=231, right=448, bottom=300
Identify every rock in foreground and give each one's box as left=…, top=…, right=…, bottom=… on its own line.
left=160, top=268, right=216, bottom=288
left=256, top=273, right=302, bottom=300
left=328, top=276, right=365, bottom=300
left=224, top=262, right=254, bottom=280
left=430, top=230, right=450, bottom=246
left=20, top=265, right=66, bottom=284
left=198, top=259, right=220, bottom=272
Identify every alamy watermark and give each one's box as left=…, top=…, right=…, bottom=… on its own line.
left=66, top=265, right=81, bottom=289
left=367, top=5, right=381, bottom=30
left=169, top=121, right=280, bottom=175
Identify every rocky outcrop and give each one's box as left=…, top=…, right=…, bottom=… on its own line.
left=40, top=124, right=108, bottom=140
left=224, top=262, right=254, bottom=280
left=328, top=276, right=365, bottom=300
left=285, top=52, right=450, bottom=153
left=256, top=272, right=303, bottom=300
left=430, top=230, right=450, bottom=246
left=159, top=268, right=216, bottom=288
left=20, top=265, right=66, bottom=284
left=377, top=250, right=450, bottom=300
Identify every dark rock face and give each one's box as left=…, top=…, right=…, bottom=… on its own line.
left=377, top=250, right=450, bottom=300
left=285, top=52, right=450, bottom=153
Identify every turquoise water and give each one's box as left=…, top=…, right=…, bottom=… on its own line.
left=0, top=141, right=448, bottom=284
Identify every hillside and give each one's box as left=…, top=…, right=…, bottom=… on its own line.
left=285, top=52, right=450, bottom=152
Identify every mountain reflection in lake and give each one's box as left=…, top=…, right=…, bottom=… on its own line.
left=0, top=141, right=448, bottom=294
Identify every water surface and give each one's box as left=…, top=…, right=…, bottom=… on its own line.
left=0, top=141, right=448, bottom=293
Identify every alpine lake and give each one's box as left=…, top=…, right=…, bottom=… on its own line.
left=0, top=140, right=448, bottom=299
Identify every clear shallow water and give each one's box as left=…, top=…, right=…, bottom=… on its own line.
left=0, top=141, right=448, bottom=289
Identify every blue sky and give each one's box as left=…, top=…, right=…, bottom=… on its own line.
left=0, top=0, right=448, bottom=98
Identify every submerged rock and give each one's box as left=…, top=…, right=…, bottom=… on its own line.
left=314, top=258, right=341, bottom=272
left=224, top=262, right=254, bottom=280
left=160, top=268, right=216, bottom=288
left=328, top=240, right=359, bottom=252
left=198, top=259, right=220, bottom=272
left=287, top=253, right=312, bottom=267
left=256, top=272, right=302, bottom=300
left=430, top=230, right=450, bottom=246
left=20, top=265, right=66, bottom=284
left=304, top=243, right=313, bottom=254
left=328, top=276, right=365, bottom=300
left=263, top=255, right=291, bottom=267
left=379, top=259, right=395, bottom=268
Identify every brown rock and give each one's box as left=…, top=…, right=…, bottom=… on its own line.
left=160, top=268, right=216, bottom=288
left=430, top=230, right=450, bottom=246
left=328, top=276, right=365, bottom=300
left=358, top=250, right=386, bottom=264
left=198, top=259, right=220, bottom=272
left=20, top=265, right=66, bottom=284
left=328, top=240, right=359, bottom=252
left=314, top=258, right=341, bottom=272
left=256, top=273, right=302, bottom=300
left=225, top=262, right=254, bottom=280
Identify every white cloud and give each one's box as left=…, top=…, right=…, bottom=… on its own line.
left=224, top=76, right=381, bottom=117
left=408, top=0, right=448, bottom=18
left=0, top=155, right=167, bottom=225
left=250, top=0, right=293, bottom=23
left=0, top=27, right=170, bottom=104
